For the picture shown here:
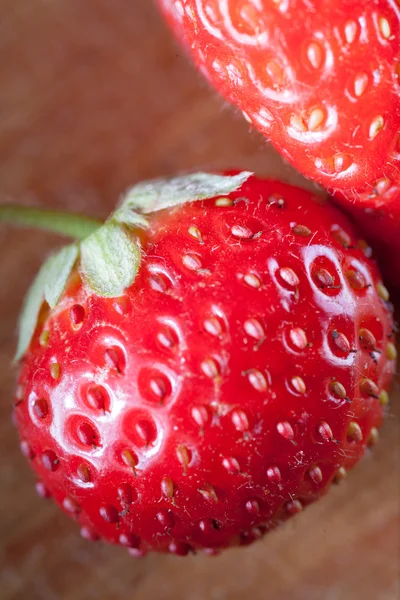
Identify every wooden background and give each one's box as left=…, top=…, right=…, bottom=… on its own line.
left=0, top=2, right=399, bottom=599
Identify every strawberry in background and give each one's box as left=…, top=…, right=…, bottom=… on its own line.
left=158, top=0, right=400, bottom=286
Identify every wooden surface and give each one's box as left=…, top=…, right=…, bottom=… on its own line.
left=0, top=2, right=399, bottom=599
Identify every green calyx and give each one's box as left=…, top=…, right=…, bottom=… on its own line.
left=1, top=171, right=252, bottom=360
left=16, top=245, right=79, bottom=361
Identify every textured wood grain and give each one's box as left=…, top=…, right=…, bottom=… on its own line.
left=0, top=2, right=399, bottom=600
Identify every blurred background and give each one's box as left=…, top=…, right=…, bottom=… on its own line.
left=0, top=2, right=399, bottom=599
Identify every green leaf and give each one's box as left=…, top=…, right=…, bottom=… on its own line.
left=118, top=171, right=253, bottom=215
left=16, top=244, right=78, bottom=361
left=44, top=245, right=79, bottom=308
left=112, top=209, right=149, bottom=229
left=80, top=221, right=141, bottom=297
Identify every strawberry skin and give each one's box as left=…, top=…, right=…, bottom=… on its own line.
left=14, top=175, right=395, bottom=555
left=158, top=1, right=400, bottom=279
left=158, top=0, right=399, bottom=193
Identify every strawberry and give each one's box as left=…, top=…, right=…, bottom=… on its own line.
left=158, top=0, right=400, bottom=282
left=5, top=172, right=395, bottom=556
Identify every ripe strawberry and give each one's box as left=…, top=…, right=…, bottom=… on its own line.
left=7, top=172, right=395, bottom=556
left=158, top=1, right=400, bottom=281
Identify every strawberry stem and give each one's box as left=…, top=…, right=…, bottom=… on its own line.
left=0, top=204, right=102, bottom=241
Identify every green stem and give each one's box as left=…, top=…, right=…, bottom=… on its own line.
left=0, top=205, right=102, bottom=241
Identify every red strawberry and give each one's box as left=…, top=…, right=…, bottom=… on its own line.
left=7, top=172, right=395, bottom=556
left=158, top=1, right=400, bottom=282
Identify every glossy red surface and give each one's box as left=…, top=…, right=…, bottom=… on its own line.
left=159, top=0, right=400, bottom=194
left=14, top=176, right=395, bottom=555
